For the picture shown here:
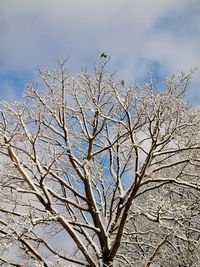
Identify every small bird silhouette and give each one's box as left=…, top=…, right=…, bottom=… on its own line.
left=100, top=52, right=107, bottom=59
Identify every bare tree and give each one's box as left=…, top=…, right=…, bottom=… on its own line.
left=0, top=59, right=200, bottom=267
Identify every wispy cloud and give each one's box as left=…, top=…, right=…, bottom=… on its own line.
left=0, top=0, right=199, bottom=103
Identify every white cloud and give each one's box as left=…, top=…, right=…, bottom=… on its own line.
left=0, top=0, right=199, bottom=103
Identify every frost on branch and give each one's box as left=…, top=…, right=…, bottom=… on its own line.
left=0, top=60, right=200, bottom=267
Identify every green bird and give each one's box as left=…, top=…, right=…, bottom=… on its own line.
left=120, top=80, right=125, bottom=87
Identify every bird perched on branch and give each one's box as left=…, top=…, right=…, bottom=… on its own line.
left=120, top=80, right=125, bottom=87
left=100, top=52, right=107, bottom=59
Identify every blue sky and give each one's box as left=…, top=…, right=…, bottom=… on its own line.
left=0, top=0, right=200, bottom=104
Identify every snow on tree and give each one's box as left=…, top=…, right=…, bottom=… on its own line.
left=0, top=59, right=200, bottom=267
